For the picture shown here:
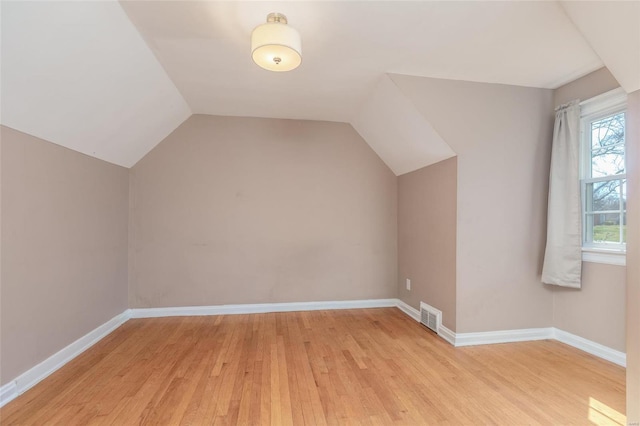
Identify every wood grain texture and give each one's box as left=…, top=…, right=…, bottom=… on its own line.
left=0, top=308, right=626, bottom=425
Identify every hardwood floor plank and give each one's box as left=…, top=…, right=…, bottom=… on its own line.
left=0, top=308, right=626, bottom=425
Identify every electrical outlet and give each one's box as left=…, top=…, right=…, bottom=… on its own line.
left=406, top=278, right=411, bottom=291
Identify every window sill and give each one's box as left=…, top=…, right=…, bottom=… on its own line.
left=582, top=248, right=626, bottom=266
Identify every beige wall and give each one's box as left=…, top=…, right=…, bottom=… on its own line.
left=551, top=68, right=627, bottom=352
left=553, top=263, right=626, bottom=352
left=0, top=126, right=129, bottom=385
left=553, top=67, right=621, bottom=106
left=129, top=115, right=397, bottom=308
left=398, top=157, right=457, bottom=330
left=390, top=75, right=555, bottom=333
left=625, top=89, right=640, bottom=424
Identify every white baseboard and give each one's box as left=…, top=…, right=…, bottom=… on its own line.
left=0, top=310, right=131, bottom=408
left=394, top=303, right=553, bottom=347
left=451, top=327, right=625, bottom=367
left=393, top=305, right=626, bottom=368
left=396, top=300, right=420, bottom=322
left=394, top=300, right=455, bottom=345
left=130, top=298, right=398, bottom=318
left=455, top=327, right=554, bottom=347
left=0, top=381, right=17, bottom=407
left=437, top=325, right=456, bottom=345
left=553, top=328, right=626, bottom=367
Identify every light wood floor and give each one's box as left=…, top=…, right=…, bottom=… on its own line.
left=1, top=308, right=625, bottom=425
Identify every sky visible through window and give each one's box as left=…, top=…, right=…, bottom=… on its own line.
left=591, top=112, right=625, bottom=178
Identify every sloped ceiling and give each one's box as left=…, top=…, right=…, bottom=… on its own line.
left=1, top=1, right=638, bottom=172
left=1, top=1, right=191, bottom=168
left=351, top=75, right=455, bottom=176
left=120, top=0, right=602, bottom=123
left=560, top=1, right=640, bottom=93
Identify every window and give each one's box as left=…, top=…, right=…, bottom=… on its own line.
left=580, top=89, right=627, bottom=265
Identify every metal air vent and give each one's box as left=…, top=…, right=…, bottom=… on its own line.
left=419, top=302, right=442, bottom=334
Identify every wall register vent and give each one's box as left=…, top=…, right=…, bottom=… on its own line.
left=420, top=302, right=442, bottom=334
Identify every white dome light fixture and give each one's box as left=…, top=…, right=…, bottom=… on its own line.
left=251, top=13, right=301, bottom=72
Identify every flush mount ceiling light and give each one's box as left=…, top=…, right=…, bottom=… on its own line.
left=251, top=13, right=301, bottom=72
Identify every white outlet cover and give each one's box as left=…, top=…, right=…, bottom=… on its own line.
left=406, top=279, right=411, bottom=290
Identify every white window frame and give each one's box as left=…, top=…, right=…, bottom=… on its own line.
left=579, top=88, right=627, bottom=266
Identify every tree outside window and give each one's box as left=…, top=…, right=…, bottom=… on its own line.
left=583, top=111, right=626, bottom=247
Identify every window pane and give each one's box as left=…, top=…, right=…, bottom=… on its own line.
left=589, top=213, right=622, bottom=244
left=623, top=213, right=627, bottom=243
left=591, top=112, right=625, bottom=178
left=586, top=180, right=622, bottom=212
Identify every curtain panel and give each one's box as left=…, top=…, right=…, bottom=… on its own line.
left=542, top=101, right=582, bottom=288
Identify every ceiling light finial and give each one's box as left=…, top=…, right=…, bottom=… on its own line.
left=251, top=12, right=302, bottom=72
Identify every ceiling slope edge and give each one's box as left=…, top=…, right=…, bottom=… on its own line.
left=560, top=1, right=640, bottom=93
left=350, top=74, right=456, bottom=177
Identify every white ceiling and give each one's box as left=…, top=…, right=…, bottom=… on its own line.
left=1, top=1, right=638, bottom=172
left=121, top=0, right=604, bottom=123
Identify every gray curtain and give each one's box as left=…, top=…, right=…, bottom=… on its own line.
left=542, top=101, right=582, bottom=288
